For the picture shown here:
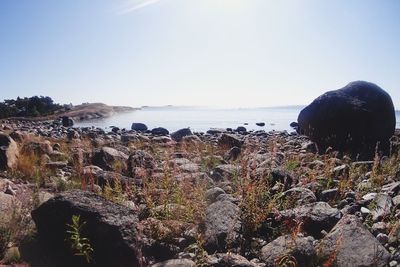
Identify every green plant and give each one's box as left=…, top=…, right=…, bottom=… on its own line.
left=66, top=215, right=94, bottom=263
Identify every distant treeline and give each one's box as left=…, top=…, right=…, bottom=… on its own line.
left=0, top=96, right=66, bottom=119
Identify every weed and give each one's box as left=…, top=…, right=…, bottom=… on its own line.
left=66, top=215, right=94, bottom=264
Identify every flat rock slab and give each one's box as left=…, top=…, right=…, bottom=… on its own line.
left=316, top=214, right=390, bottom=267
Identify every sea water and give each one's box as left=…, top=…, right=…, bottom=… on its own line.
left=75, top=106, right=400, bottom=133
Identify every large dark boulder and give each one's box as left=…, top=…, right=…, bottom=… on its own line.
left=31, top=190, right=142, bottom=267
left=297, top=81, right=395, bottom=158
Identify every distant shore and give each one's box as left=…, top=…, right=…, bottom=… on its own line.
left=7, top=103, right=138, bottom=122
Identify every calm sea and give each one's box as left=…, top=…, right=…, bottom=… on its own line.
left=75, top=107, right=400, bottom=133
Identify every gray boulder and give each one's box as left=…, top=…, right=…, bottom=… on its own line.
left=204, top=200, right=241, bottom=252
left=279, top=202, right=341, bottom=238
left=260, top=235, right=316, bottom=267
left=316, top=215, right=390, bottom=267
left=92, top=147, right=128, bottom=172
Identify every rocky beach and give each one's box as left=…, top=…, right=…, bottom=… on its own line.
left=0, top=82, right=399, bottom=267
left=0, top=101, right=400, bottom=266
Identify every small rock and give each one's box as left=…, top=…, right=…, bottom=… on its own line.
left=131, top=123, right=148, bottom=132
left=331, top=164, right=350, bottom=179
left=171, top=128, right=192, bottom=142
left=151, top=259, right=195, bottom=267
left=236, top=126, right=247, bottom=132
left=376, top=233, right=389, bottom=244
left=320, top=188, right=339, bottom=202
left=205, top=187, right=226, bottom=204
left=218, top=134, right=242, bottom=149
left=281, top=187, right=317, bottom=206
left=370, top=193, right=393, bottom=221
left=151, top=127, right=169, bottom=136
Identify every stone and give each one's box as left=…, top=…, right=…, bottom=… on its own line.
left=61, top=116, right=74, bottom=127
left=236, top=126, right=247, bottom=133
left=301, top=141, right=318, bottom=153
left=224, top=146, right=241, bottom=161
left=297, top=81, right=396, bottom=158
left=212, top=253, right=255, bottom=267
left=279, top=202, right=341, bottom=238
left=205, top=187, right=226, bottom=204
left=92, top=146, right=128, bottom=172
left=320, top=188, right=339, bottom=202
left=151, top=127, right=169, bottom=136
left=31, top=190, right=141, bottom=267
left=376, top=233, right=389, bottom=244
left=281, top=187, right=317, bottom=206
left=270, top=168, right=294, bottom=190
left=218, top=134, right=242, bottom=149
left=0, top=133, right=19, bottom=170
left=127, top=150, right=155, bottom=178
left=370, top=193, right=393, bottom=221
left=210, top=164, right=241, bottom=182
left=260, top=235, right=316, bottom=267
left=131, top=123, right=148, bottom=132
left=171, top=128, right=192, bottom=142
left=204, top=200, right=241, bottom=252
left=381, top=182, right=400, bottom=196
left=331, top=164, right=350, bottom=179
left=0, top=192, right=21, bottom=226
left=92, top=170, right=141, bottom=189
left=256, top=122, right=265, bottom=127
left=151, top=259, right=195, bottom=267
left=22, top=140, right=53, bottom=156
left=9, top=131, right=27, bottom=142
left=316, top=215, right=390, bottom=267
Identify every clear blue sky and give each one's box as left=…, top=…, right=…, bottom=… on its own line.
left=0, top=0, right=399, bottom=108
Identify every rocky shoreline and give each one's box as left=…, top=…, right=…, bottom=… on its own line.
left=0, top=117, right=400, bottom=266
